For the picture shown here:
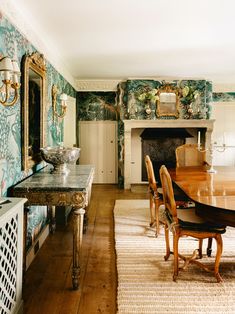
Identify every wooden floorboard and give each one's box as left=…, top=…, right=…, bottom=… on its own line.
left=23, top=184, right=148, bottom=314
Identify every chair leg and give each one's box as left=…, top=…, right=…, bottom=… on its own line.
left=214, top=234, right=223, bottom=283
left=173, top=233, right=179, bottom=281
left=154, top=197, right=160, bottom=237
left=149, top=196, right=155, bottom=227
left=164, top=224, right=171, bottom=261
left=198, top=239, right=203, bottom=259
left=207, top=238, right=213, bottom=257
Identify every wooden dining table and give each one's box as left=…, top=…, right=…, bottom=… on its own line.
left=169, top=166, right=235, bottom=227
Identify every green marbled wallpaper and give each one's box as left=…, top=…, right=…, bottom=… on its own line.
left=213, top=92, right=235, bottom=102
left=0, top=11, right=76, bottom=250
left=77, top=92, right=117, bottom=121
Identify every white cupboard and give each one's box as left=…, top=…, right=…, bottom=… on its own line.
left=79, top=121, right=117, bottom=183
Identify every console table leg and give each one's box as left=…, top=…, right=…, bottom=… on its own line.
left=49, top=205, right=56, bottom=233
left=72, top=207, right=85, bottom=290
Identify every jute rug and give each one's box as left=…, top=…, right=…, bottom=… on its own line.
left=114, top=199, right=235, bottom=314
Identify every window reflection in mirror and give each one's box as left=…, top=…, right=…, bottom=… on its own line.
left=22, top=52, right=46, bottom=171
left=156, top=84, right=179, bottom=118
left=28, top=69, right=41, bottom=158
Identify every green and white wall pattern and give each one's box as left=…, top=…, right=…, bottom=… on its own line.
left=0, top=12, right=76, bottom=250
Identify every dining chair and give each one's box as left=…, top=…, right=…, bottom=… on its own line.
left=145, top=155, right=165, bottom=237
left=159, top=165, right=226, bottom=282
left=175, top=143, right=207, bottom=168
left=175, top=143, right=213, bottom=256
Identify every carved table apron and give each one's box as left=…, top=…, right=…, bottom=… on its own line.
left=12, top=164, right=94, bottom=290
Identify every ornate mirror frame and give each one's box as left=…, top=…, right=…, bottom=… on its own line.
left=21, top=52, right=46, bottom=171
left=156, top=84, right=179, bottom=118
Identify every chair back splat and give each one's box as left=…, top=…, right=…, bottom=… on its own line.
left=175, top=143, right=207, bottom=168
left=145, top=155, right=164, bottom=236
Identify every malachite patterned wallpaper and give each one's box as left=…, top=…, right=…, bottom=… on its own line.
left=213, top=92, right=235, bottom=102
left=0, top=12, right=76, bottom=250
left=77, top=92, right=117, bottom=121
left=119, top=79, right=212, bottom=120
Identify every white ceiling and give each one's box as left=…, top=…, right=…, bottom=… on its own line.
left=5, top=0, right=235, bottom=84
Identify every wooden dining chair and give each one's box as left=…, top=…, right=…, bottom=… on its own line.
left=145, top=155, right=165, bottom=237
left=175, top=143, right=213, bottom=256
left=175, top=143, right=207, bottom=168
left=159, top=165, right=226, bottom=282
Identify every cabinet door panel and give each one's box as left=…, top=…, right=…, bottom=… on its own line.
left=105, top=123, right=117, bottom=183
left=79, top=121, right=117, bottom=183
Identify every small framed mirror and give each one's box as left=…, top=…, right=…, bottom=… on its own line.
left=156, top=84, right=179, bottom=118
left=21, top=52, right=46, bottom=171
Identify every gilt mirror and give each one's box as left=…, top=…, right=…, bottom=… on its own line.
left=156, top=84, right=179, bottom=118
left=21, top=52, right=46, bottom=171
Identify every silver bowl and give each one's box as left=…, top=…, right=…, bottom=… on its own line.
left=40, top=146, right=80, bottom=175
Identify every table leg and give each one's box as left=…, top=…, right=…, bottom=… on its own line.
left=72, top=207, right=85, bottom=290
left=49, top=205, right=56, bottom=233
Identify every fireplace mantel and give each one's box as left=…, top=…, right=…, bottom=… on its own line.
left=123, top=119, right=215, bottom=189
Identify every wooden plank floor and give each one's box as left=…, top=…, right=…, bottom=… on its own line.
left=23, top=184, right=148, bottom=314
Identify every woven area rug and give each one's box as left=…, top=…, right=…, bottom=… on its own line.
left=114, top=199, right=235, bottom=314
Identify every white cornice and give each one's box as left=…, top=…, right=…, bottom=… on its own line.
left=0, top=0, right=77, bottom=90
left=76, top=80, right=121, bottom=91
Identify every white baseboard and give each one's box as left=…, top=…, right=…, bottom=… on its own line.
left=26, top=224, right=49, bottom=270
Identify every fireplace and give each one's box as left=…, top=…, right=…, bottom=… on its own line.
left=123, top=119, right=215, bottom=189
left=141, top=128, right=193, bottom=182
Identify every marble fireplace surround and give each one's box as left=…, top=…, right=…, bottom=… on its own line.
left=123, top=119, right=215, bottom=189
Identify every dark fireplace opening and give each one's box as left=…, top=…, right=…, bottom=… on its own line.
left=141, top=128, right=193, bottom=183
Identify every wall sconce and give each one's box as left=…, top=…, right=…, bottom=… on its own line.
left=52, top=84, right=68, bottom=119
left=0, top=56, right=21, bottom=106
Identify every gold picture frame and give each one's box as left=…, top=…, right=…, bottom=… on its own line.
left=156, top=84, right=179, bottom=118
left=21, top=52, right=46, bottom=171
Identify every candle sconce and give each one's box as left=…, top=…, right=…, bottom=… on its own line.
left=52, top=84, right=68, bottom=120
left=198, top=131, right=235, bottom=173
left=127, top=92, right=138, bottom=119
left=0, top=56, right=21, bottom=106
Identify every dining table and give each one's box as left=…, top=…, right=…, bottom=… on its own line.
left=169, top=166, right=235, bottom=227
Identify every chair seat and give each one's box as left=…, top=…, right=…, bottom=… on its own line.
left=177, top=207, right=226, bottom=234
left=158, top=204, right=166, bottom=222
left=157, top=184, right=188, bottom=201
left=150, top=187, right=163, bottom=200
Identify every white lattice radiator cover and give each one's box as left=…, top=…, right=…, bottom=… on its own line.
left=0, top=198, right=27, bottom=314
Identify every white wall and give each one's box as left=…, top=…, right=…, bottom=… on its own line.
left=211, top=102, right=235, bottom=166
left=63, top=96, right=76, bottom=147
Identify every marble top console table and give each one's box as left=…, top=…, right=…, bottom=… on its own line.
left=12, top=164, right=95, bottom=290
